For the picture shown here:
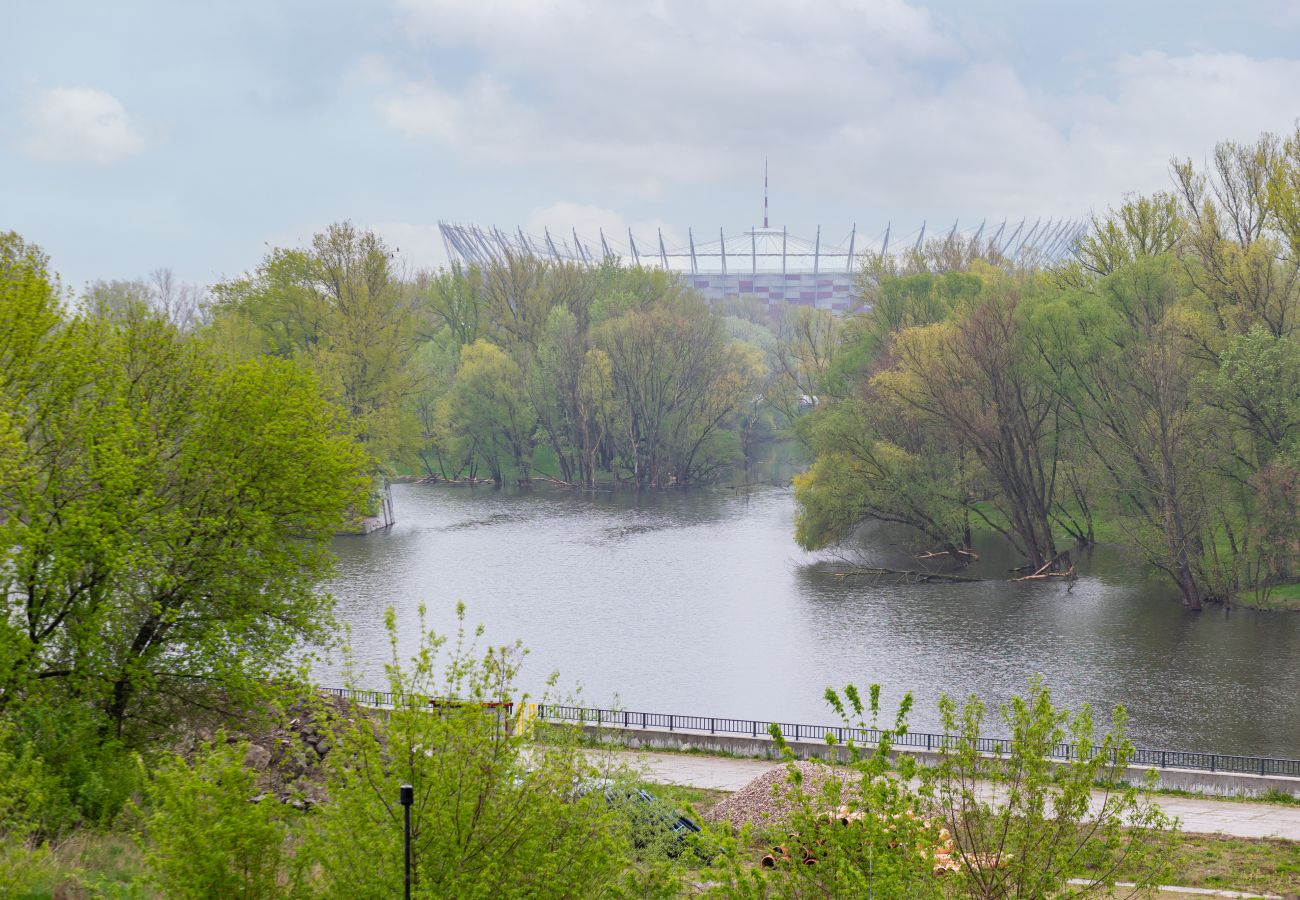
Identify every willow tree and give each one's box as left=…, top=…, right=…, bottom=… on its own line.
left=595, top=292, right=762, bottom=487
left=436, top=340, right=537, bottom=485
left=1030, top=256, right=1212, bottom=608
left=873, top=274, right=1065, bottom=571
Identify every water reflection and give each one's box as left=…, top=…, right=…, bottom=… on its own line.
left=322, top=483, right=1300, bottom=757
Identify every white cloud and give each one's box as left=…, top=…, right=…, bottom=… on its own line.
left=21, top=87, right=150, bottom=165
left=523, top=201, right=684, bottom=252
left=369, top=1, right=1300, bottom=222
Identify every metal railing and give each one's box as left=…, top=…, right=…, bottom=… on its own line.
left=318, top=687, right=513, bottom=715
left=534, top=702, right=1300, bottom=779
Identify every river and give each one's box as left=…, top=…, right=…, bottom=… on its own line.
left=323, top=482, right=1300, bottom=758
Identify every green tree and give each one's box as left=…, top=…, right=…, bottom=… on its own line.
left=302, top=605, right=630, bottom=899
left=874, top=275, right=1065, bottom=570
left=792, top=396, right=972, bottom=554
left=209, top=222, right=423, bottom=465
left=1028, top=257, right=1214, bottom=607
left=437, top=340, right=537, bottom=484
left=1, top=237, right=369, bottom=737
left=595, top=292, right=761, bottom=487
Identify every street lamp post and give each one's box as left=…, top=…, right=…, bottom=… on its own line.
left=400, top=783, right=414, bottom=900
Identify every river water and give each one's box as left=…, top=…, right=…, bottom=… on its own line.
left=324, top=483, right=1300, bottom=758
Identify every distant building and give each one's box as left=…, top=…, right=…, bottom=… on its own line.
left=438, top=218, right=1084, bottom=315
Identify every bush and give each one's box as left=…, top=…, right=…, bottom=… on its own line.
left=139, top=735, right=294, bottom=899
left=300, top=603, right=631, bottom=899
left=0, top=719, right=58, bottom=894
left=8, top=700, right=141, bottom=831
left=928, top=677, right=1176, bottom=898
left=709, top=685, right=947, bottom=899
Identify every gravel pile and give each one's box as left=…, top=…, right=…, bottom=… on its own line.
left=704, top=761, right=851, bottom=830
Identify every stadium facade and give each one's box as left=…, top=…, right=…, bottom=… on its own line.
left=438, top=217, right=1085, bottom=314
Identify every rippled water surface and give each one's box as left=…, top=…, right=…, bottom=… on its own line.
left=324, top=483, right=1300, bottom=757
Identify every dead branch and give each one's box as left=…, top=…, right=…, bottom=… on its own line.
left=830, top=567, right=984, bottom=585
left=915, top=548, right=980, bottom=563
left=1010, top=551, right=1076, bottom=582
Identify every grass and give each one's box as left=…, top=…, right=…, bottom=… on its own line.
left=1093, top=831, right=1300, bottom=896
left=1149, top=785, right=1300, bottom=807
left=1238, top=581, right=1300, bottom=612
left=640, top=782, right=730, bottom=815
left=14, top=831, right=149, bottom=899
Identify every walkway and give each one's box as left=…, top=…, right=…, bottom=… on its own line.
left=616, top=751, right=1300, bottom=841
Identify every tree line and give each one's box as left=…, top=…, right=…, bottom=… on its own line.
left=792, top=127, right=1300, bottom=609
left=203, top=226, right=789, bottom=490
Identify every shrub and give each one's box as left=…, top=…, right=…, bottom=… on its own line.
left=139, top=735, right=294, bottom=899
left=0, top=719, right=58, bottom=894
left=8, top=700, right=141, bottom=830
left=300, top=603, right=631, bottom=899
left=928, top=677, right=1176, bottom=898
left=709, top=686, right=947, bottom=898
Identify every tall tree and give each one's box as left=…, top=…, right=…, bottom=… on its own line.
left=1030, top=257, right=1212, bottom=607
left=0, top=235, right=369, bottom=736
left=209, top=222, right=422, bottom=465
left=875, top=275, right=1064, bottom=570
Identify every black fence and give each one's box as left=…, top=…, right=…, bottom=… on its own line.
left=318, top=687, right=512, bottom=715
left=534, top=702, right=1300, bottom=779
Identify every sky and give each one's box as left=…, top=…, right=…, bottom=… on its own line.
left=3, top=0, right=1300, bottom=291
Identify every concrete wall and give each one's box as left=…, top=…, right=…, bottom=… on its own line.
left=581, top=725, right=1300, bottom=800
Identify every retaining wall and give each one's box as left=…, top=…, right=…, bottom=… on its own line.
left=580, top=725, right=1300, bottom=799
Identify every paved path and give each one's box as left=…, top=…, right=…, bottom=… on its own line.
left=615, top=751, right=1300, bottom=841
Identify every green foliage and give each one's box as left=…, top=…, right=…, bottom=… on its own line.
left=437, top=339, right=538, bottom=484
left=795, top=127, right=1300, bottom=603
left=709, top=686, right=945, bottom=898
left=929, top=678, right=1176, bottom=898
left=0, top=233, right=369, bottom=743
left=209, top=222, right=423, bottom=465
left=6, top=702, right=141, bottom=830
left=140, top=736, right=294, bottom=899
left=212, top=229, right=779, bottom=488
left=594, top=289, right=764, bottom=487
left=300, top=605, right=630, bottom=899
left=792, top=399, right=968, bottom=551
left=0, top=719, right=59, bottom=892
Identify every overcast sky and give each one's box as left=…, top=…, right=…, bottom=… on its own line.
left=4, top=0, right=1300, bottom=290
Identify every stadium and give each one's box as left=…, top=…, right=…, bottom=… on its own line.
left=438, top=215, right=1085, bottom=314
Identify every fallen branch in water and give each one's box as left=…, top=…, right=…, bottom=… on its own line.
left=1009, top=551, right=1072, bottom=577
left=829, top=567, right=984, bottom=585
left=533, top=474, right=577, bottom=487
left=1012, top=565, right=1077, bottom=582
left=915, top=548, right=980, bottom=563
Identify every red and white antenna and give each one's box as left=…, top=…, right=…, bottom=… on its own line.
left=763, top=157, right=769, bottom=229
